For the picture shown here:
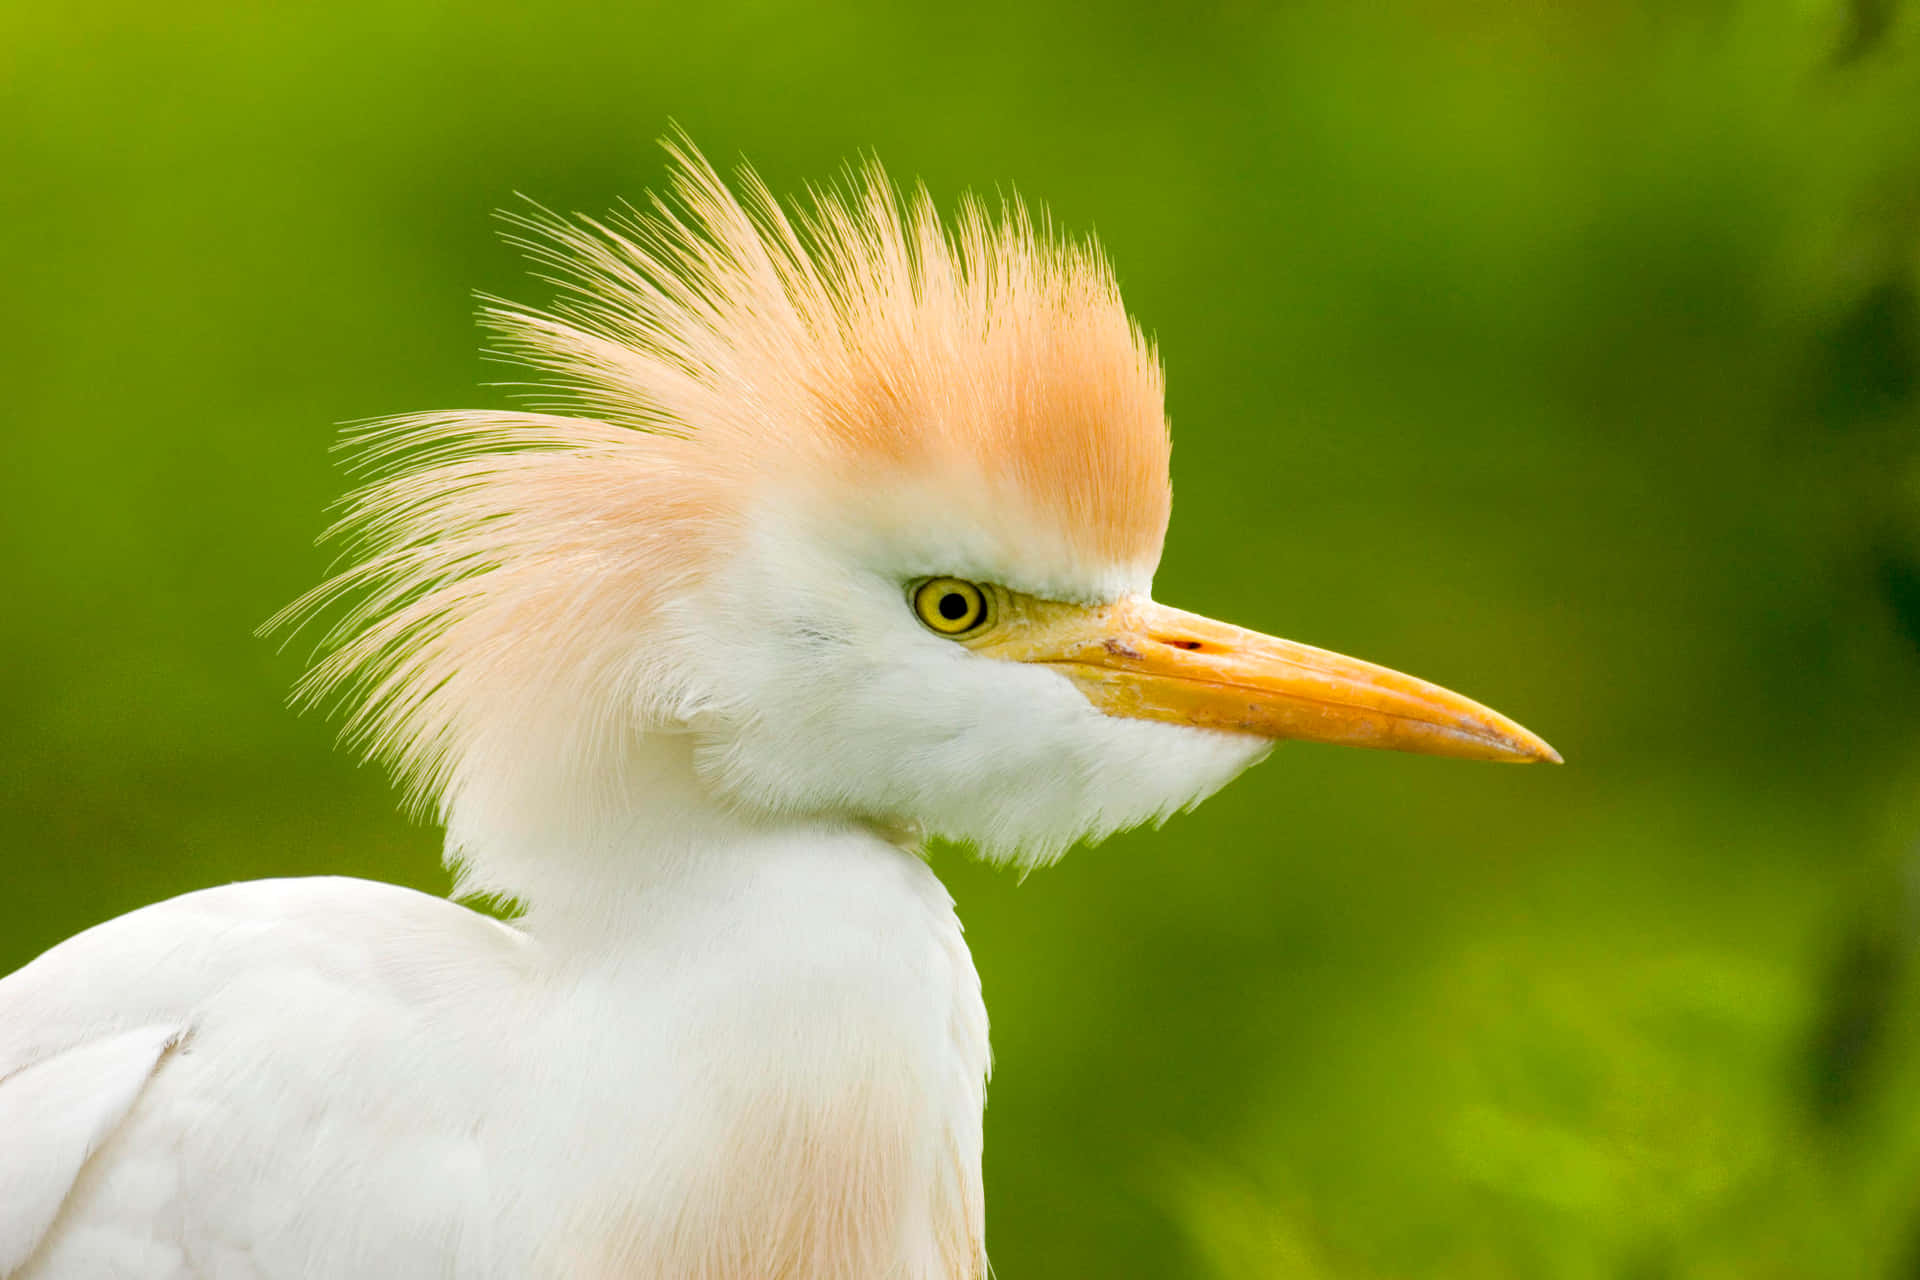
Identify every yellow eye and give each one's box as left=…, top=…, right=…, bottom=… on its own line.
left=912, top=578, right=991, bottom=636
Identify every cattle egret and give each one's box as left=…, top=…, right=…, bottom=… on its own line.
left=0, top=141, right=1558, bottom=1279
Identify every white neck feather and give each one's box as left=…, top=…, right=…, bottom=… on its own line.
left=441, top=727, right=871, bottom=950
left=437, top=724, right=991, bottom=1276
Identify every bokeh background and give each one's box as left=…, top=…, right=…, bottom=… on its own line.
left=7, top=1, right=1920, bottom=1275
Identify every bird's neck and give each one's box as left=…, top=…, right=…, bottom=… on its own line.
left=431, top=730, right=990, bottom=1277
left=438, top=730, right=899, bottom=952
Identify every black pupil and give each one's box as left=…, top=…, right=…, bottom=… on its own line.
left=938, top=592, right=971, bottom=622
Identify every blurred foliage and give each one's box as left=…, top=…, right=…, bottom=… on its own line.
left=5, top=0, right=1920, bottom=1275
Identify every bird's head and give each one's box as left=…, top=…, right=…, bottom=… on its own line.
left=283, top=141, right=1556, bottom=873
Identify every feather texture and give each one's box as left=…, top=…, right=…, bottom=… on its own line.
left=272, top=139, right=1170, bottom=826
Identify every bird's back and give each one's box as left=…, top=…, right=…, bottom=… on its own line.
left=0, top=876, right=538, bottom=1278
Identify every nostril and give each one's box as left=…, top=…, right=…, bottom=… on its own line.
left=1157, top=637, right=1205, bottom=651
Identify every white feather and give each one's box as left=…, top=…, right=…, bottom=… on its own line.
left=4, top=804, right=989, bottom=1277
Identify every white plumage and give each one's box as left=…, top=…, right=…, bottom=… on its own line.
left=0, top=141, right=1554, bottom=1278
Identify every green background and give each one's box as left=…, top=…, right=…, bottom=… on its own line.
left=6, top=2, right=1920, bottom=1275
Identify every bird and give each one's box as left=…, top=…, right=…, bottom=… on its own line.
left=0, top=139, right=1558, bottom=1279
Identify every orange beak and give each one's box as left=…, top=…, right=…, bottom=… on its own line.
left=975, top=596, right=1559, bottom=764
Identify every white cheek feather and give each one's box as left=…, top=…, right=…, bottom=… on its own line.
left=673, top=515, right=1272, bottom=867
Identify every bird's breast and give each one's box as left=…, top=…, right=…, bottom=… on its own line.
left=525, top=835, right=990, bottom=1279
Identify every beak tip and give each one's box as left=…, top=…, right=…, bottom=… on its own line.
left=1510, top=733, right=1562, bottom=765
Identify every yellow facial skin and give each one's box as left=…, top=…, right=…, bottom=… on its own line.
left=917, top=582, right=1559, bottom=764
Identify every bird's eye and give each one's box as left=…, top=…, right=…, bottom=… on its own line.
left=911, top=578, right=991, bottom=636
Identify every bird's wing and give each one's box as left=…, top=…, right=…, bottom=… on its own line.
left=0, top=877, right=528, bottom=1279
left=0, top=1023, right=185, bottom=1274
